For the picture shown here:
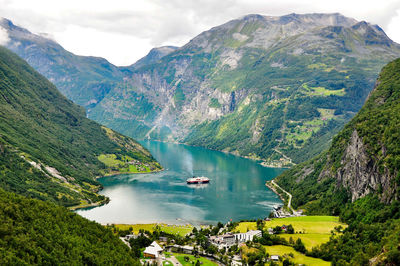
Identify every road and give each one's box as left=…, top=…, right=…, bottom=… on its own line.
left=271, top=180, right=295, bottom=213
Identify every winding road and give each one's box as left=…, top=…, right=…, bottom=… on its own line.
left=271, top=180, right=295, bottom=213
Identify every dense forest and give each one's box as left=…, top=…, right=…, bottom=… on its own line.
left=0, top=188, right=139, bottom=265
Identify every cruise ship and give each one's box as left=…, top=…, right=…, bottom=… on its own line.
left=186, top=176, right=210, bottom=184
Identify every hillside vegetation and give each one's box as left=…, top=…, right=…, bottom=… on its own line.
left=0, top=188, right=139, bottom=265
left=0, top=46, right=161, bottom=207
left=275, top=58, right=400, bottom=265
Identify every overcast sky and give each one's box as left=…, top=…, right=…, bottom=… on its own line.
left=1, top=0, right=400, bottom=66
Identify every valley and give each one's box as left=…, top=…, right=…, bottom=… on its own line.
left=1, top=8, right=400, bottom=266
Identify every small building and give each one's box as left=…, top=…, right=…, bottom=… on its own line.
left=124, top=234, right=138, bottom=240
left=267, top=228, right=274, bottom=235
left=159, top=236, right=168, bottom=242
left=209, top=233, right=236, bottom=248
left=170, top=244, right=194, bottom=254
left=234, top=230, right=262, bottom=242
left=143, top=241, right=163, bottom=259
left=221, top=233, right=236, bottom=246
left=270, top=255, right=280, bottom=261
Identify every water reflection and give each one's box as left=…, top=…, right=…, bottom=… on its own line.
left=77, top=141, right=285, bottom=225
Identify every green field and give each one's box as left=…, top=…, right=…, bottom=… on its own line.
left=235, top=216, right=346, bottom=250
left=98, top=154, right=152, bottom=174
left=264, top=245, right=330, bottom=266
left=114, top=223, right=193, bottom=237
left=302, top=83, right=346, bottom=96
left=280, top=233, right=331, bottom=249
left=174, top=253, right=217, bottom=266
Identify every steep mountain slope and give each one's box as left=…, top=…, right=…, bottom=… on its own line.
left=274, top=58, right=400, bottom=266
left=0, top=188, right=139, bottom=264
left=90, top=13, right=400, bottom=166
left=0, top=46, right=161, bottom=207
left=0, top=18, right=123, bottom=109
left=123, top=46, right=178, bottom=72
left=275, top=58, right=400, bottom=213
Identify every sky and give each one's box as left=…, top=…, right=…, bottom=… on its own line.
left=1, top=0, right=400, bottom=66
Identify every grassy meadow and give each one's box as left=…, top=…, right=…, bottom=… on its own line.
left=235, top=216, right=346, bottom=249
left=114, top=223, right=193, bottom=237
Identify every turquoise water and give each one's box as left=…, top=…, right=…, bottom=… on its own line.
left=77, top=141, right=284, bottom=225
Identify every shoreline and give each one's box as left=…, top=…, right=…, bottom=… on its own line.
left=140, top=139, right=294, bottom=169
left=96, top=167, right=164, bottom=179
left=72, top=168, right=165, bottom=211
left=266, top=181, right=287, bottom=204
left=69, top=197, right=110, bottom=211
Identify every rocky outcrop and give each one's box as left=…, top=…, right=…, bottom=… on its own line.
left=330, top=130, right=396, bottom=202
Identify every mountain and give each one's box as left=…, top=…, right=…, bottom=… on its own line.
left=274, top=58, right=400, bottom=265
left=0, top=188, right=139, bottom=264
left=88, top=13, right=400, bottom=166
left=0, top=18, right=124, bottom=109
left=123, top=46, right=178, bottom=72
left=275, top=58, right=400, bottom=212
left=0, top=45, right=161, bottom=208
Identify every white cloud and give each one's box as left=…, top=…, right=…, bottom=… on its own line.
left=0, top=25, right=10, bottom=45
left=387, top=10, right=400, bottom=46
left=0, top=0, right=400, bottom=65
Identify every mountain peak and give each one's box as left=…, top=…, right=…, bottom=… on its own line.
left=237, top=12, right=357, bottom=27
left=0, top=17, right=30, bottom=34
left=126, top=45, right=178, bottom=71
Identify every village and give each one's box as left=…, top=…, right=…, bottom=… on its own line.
left=114, top=219, right=303, bottom=266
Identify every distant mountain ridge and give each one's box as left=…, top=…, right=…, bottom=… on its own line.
left=125, top=46, right=179, bottom=71
left=2, top=14, right=400, bottom=166
left=0, top=18, right=124, bottom=109
left=88, top=13, right=400, bottom=165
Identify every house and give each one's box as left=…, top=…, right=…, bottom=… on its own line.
left=221, top=233, right=236, bottom=246
left=159, top=236, right=168, bottom=242
left=209, top=233, right=236, bottom=248
left=281, top=225, right=287, bottom=232
left=270, top=255, right=280, bottom=261
left=170, top=244, right=194, bottom=254
left=234, top=230, right=262, bottom=242
left=143, top=241, right=163, bottom=259
left=124, top=234, right=138, bottom=240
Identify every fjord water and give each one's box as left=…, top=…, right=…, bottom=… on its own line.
left=77, top=141, right=284, bottom=225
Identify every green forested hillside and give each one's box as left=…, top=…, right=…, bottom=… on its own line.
left=0, top=188, right=139, bottom=265
left=0, top=46, right=161, bottom=207
left=274, top=58, right=400, bottom=265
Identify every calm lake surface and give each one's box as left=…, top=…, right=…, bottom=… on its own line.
left=77, top=141, right=285, bottom=225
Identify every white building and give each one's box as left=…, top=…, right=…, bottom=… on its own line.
left=143, top=241, right=163, bottom=258
left=234, top=230, right=262, bottom=242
